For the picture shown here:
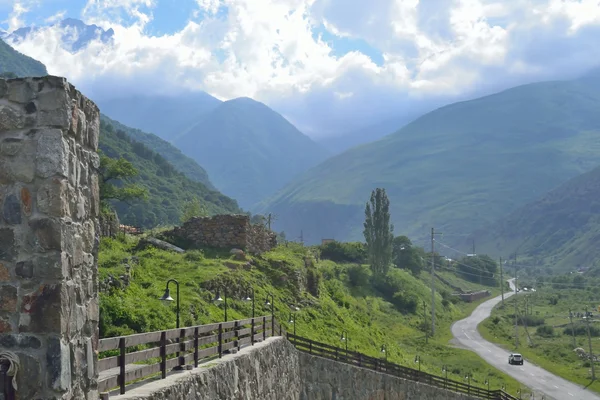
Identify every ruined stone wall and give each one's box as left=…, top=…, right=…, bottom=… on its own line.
left=0, top=76, right=100, bottom=399
left=165, top=214, right=277, bottom=254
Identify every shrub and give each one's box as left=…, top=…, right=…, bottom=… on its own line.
left=347, top=264, right=371, bottom=287
left=517, top=314, right=545, bottom=327
left=184, top=250, right=205, bottom=262
left=319, top=241, right=367, bottom=263
left=536, top=325, right=555, bottom=337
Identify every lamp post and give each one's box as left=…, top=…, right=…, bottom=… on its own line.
left=442, top=365, right=448, bottom=389
left=214, top=287, right=228, bottom=321
left=517, top=389, right=522, bottom=400
left=380, top=344, right=387, bottom=363
left=265, top=293, right=274, bottom=334
left=244, top=286, right=255, bottom=318
left=288, top=312, right=296, bottom=336
left=465, top=373, right=471, bottom=395
left=340, top=330, right=348, bottom=354
left=160, top=279, right=182, bottom=370
left=485, top=378, right=490, bottom=392
left=414, top=355, right=421, bottom=372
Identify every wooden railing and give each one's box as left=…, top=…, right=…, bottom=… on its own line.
left=288, top=333, right=519, bottom=400
left=98, top=315, right=273, bottom=396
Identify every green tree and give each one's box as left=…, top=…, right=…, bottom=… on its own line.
left=456, top=254, right=497, bottom=286
left=363, top=188, right=394, bottom=277
left=392, top=236, right=424, bottom=275
left=99, top=152, right=148, bottom=210
left=180, top=197, right=208, bottom=223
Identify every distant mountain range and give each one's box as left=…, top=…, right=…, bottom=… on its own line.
left=100, top=94, right=330, bottom=209
left=258, top=68, right=600, bottom=244
left=99, top=118, right=241, bottom=227
left=100, top=114, right=217, bottom=190
left=467, top=164, right=600, bottom=272
left=0, top=37, right=47, bottom=77
left=4, top=18, right=114, bottom=52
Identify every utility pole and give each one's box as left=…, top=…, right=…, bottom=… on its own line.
left=472, top=239, right=476, bottom=255
left=299, top=230, right=304, bottom=245
left=585, top=306, right=596, bottom=381
left=514, top=259, right=519, bottom=349
left=431, top=228, right=442, bottom=336
left=500, top=257, right=504, bottom=307
left=423, top=300, right=428, bottom=344
left=568, top=308, right=576, bottom=349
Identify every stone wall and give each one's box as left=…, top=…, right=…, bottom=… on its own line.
left=109, top=337, right=480, bottom=400
left=0, top=76, right=100, bottom=399
left=164, top=214, right=277, bottom=254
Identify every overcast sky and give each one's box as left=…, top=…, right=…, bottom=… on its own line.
left=3, top=0, right=600, bottom=137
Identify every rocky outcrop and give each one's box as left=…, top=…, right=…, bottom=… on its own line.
left=0, top=76, right=100, bottom=399
left=163, top=214, right=277, bottom=254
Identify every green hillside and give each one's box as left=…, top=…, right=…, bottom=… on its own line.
left=467, top=164, right=600, bottom=272
left=174, top=97, right=330, bottom=208
left=99, top=118, right=240, bottom=227
left=99, top=235, right=525, bottom=395
left=0, top=37, right=47, bottom=77
left=258, top=69, right=600, bottom=245
left=100, top=114, right=216, bottom=190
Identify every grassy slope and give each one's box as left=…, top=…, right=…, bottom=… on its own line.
left=99, top=236, right=525, bottom=394
left=174, top=97, right=331, bottom=209
left=100, top=114, right=217, bottom=190
left=0, top=38, right=47, bottom=77
left=258, top=71, right=600, bottom=245
left=99, top=119, right=240, bottom=227
left=479, top=286, right=600, bottom=393
left=467, top=164, right=600, bottom=272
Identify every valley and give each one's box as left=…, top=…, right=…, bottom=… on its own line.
left=2, top=9, right=600, bottom=399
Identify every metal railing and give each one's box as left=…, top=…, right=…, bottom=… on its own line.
left=287, top=333, right=519, bottom=400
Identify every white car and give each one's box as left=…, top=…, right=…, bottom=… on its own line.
left=508, top=353, right=524, bottom=365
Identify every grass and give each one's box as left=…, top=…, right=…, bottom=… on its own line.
left=99, top=234, right=526, bottom=395
left=478, top=286, right=600, bottom=394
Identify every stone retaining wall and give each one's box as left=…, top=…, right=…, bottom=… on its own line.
left=109, top=337, right=479, bottom=400
left=0, top=76, right=100, bottom=399
left=164, top=214, right=277, bottom=254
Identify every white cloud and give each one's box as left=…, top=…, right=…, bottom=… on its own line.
left=45, top=10, right=67, bottom=24
left=6, top=1, right=31, bottom=31
left=6, top=0, right=600, bottom=135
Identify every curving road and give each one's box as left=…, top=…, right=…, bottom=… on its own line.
left=451, top=279, right=600, bottom=400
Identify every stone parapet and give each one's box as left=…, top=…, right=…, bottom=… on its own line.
left=0, top=76, right=100, bottom=399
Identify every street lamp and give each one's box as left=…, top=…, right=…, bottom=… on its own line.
left=484, top=378, right=490, bottom=392
left=517, top=389, right=522, bottom=400
left=465, top=373, right=471, bottom=395
left=288, top=312, right=296, bottom=337
left=442, top=365, right=448, bottom=388
left=380, top=344, right=387, bottom=363
left=414, top=355, right=421, bottom=372
left=159, top=279, right=182, bottom=370
left=340, top=330, right=348, bottom=354
left=265, top=293, right=274, bottom=334
left=244, top=286, right=255, bottom=318
left=213, top=287, right=228, bottom=321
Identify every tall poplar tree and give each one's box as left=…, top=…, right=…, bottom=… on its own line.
left=363, top=188, right=394, bottom=277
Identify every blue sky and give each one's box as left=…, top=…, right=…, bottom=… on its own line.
left=3, top=0, right=600, bottom=136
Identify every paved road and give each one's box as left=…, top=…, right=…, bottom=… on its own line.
left=451, top=279, right=600, bottom=400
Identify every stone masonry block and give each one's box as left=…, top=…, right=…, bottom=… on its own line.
left=47, top=336, right=72, bottom=391
left=19, top=283, right=64, bottom=333
left=36, top=129, right=69, bottom=178
left=29, top=217, right=63, bottom=251
left=0, top=284, right=17, bottom=312
left=37, top=178, right=69, bottom=217
left=0, top=104, right=24, bottom=131
left=0, top=227, right=16, bottom=261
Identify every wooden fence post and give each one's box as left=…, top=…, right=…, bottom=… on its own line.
left=119, top=338, right=126, bottom=394
left=234, top=321, right=240, bottom=351
left=160, top=331, right=167, bottom=379
left=194, top=327, right=199, bottom=368
left=218, top=323, right=223, bottom=358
